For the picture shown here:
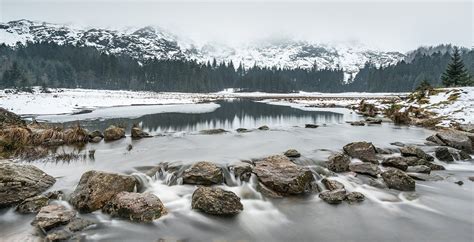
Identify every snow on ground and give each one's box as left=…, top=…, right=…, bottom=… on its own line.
left=0, top=87, right=217, bottom=115
left=403, top=87, right=474, bottom=126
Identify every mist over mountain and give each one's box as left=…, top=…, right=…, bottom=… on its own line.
left=1, top=19, right=407, bottom=81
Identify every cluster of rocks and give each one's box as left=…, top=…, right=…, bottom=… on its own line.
left=346, top=117, right=383, bottom=126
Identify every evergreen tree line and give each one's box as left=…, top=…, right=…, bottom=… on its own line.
left=0, top=42, right=472, bottom=93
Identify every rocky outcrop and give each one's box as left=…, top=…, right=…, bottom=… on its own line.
left=131, top=124, right=151, bottom=139
left=191, top=187, right=243, bottom=215
left=305, top=124, right=319, bottom=128
left=349, top=163, right=381, bottom=177
left=284, top=149, right=301, bottom=158
left=31, top=204, right=76, bottom=231
left=381, top=168, right=416, bottom=191
left=182, top=161, right=224, bottom=185
left=343, top=142, right=378, bottom=164
left=103, top=125, right=125, bottom=141
left=0, top=161, right=56, bottom=207
left=69, top=170, right=136, bottom=212
left=253, top=155, right=314, bottom=195
left=326, top=153, right=351, bottom=172
left=406, top=165, right=431, bottom=174
left=321, top=178, right=345, bottom=191
left=318, top=189, right=346, bottom=204
left=381, top=157, right=408, bottom=171
left=102, top=192, right=167, bottom=222
left=0, top=107, right=24, bottom=127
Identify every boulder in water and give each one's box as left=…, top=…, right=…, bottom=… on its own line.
left=305, top=124, right=319, bottom=128
left=16, top=194, right=49, bottom=214
left=258, top=125, right=269, bottom=130
left=0, top=161, right=56, bottom=207
left=321, top=178, right=345, bottom=191
left=253, top=155, right=314, bottom=195
left=345, top=192, right=365, bottom=203
left=435, top=147, right=454, bottom=162
left=284, top=149, right=301, bottom=158
left=347, top=121, right=366, bottom=126
left=69, top=170, right=136, bottom=212
left=399, top=146, right=434, bottom=161
left=200, top=129, right=227, bottom=135
left=102, top=192, right=167, bottom=222
left=236, top=128, right=250, bottom=133
left=131, top=124, right=151, bottom=139
left=228, top=162, right=252, bottom=182
left=349, top=163, right=381, bottom=177
left=343, top=141, right=379, bottom=164
left=31, top=204, right=76, bottom=231
left=192, top=187, right=243, bottom=215
left=318, top=189, right=346, bottom=204
left=103, top=125, right=125, bottom=141
left=407, top=165, right=431, bottom=174
left=435, top=130, right=473, bottom=153
left=381, top=157, right=408, bottom=171
left=182, top=161, right=224, bottom=185
left=381, top=168, right=416, bottom=191
left=326, top=153, right=351, bottom=172
left=365, top=117, right=382, bottom=124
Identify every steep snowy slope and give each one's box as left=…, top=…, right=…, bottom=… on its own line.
left=0, top=19, right=405, bottom=80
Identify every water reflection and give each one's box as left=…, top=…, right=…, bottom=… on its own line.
left=55, top=100, right=347, bottom=134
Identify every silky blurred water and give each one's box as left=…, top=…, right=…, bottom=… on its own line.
left=1, top=100, right=473, bottom=242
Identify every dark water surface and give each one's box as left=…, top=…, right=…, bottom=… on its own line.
left=1, top=100, right=473, bottom=242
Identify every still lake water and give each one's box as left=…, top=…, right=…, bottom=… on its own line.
left=1, top=100, right=473, bottom=242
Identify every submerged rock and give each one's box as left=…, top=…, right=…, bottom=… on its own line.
left=182, top=161, right=224, bottom=185
left=407, top=173, right=443, bottom=181
left=192, top=187, right=243, bottom=215
left=345, top=192, right=365, bottom=203
left=284, top=149, right=301, bottom=158
left=407, top=165, right=431, bottom=174
left=326, top=153, right=351, bottom=172
left=69, top=170, right=136, bottom=212
left=435, top=147, right=454, bottom=162
left=66, top=217, right=96, bottom=232
left=454, top=181, right=464, bottom=186
left=88, top=130, right=103, bottom=139
left=426, top=135, right=447, bottom=146
left=31, top=204, right=76, bottom=231
left=256, top=182, right=283, bottom=198
left=236, top=128, right=250, bottom=133
left=399, top=146, right=434, bottom=161
left=131, top=124, right=151, bottom=139
left=258, top=125, right=269, bottom=130
left=253, top=155, right=314, bottom=195
left=318, top=189, right=346, bottom=204
left=381, top=168, right=416, bottom=191
left=349, top=163, right=381, bottom=177
left=45, top=229, right=73, bottom=241
left=365, top=117, right=382, bottom=124
left=343, top=141, right=378, bottom=164
left=305, top=124, right=319, bottom=128
left=321, top=178, right=345, bottom=191
left=347, top=121, right=366, bottom=126
left=200, top=129, right=227, bottom=135
left=381, top=157, right=408, bottom=171
left=0, top=161, right=56, bottom=207
left=102, top=192, right=167, bottom=222
left=103, top=125, right=125, bottom=141
left=16, top=195, right=49, bottom=214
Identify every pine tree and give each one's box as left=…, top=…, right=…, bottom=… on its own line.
left=441, top=47, right=471, bottom=87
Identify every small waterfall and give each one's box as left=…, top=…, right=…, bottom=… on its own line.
left=132, top=172, right=153, bottom=192
left=223, top=166, right=241, bottom=186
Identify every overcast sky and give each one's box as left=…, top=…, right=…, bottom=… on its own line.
left=1, top=0, right=472, bottom=51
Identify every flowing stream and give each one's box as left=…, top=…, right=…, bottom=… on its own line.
left=1, top=100, right=473, bottom=241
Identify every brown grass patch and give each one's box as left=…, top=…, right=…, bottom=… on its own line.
left=63, top=124, right=89, bottom=144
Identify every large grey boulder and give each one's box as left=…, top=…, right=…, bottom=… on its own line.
left=326, top=153, right=351, bottom=172
left=182, top=161, right=224, bottom=185
left=69, top=171, right=136, bottom=212
left=31, top=204, right=76, bottom=231
left=318, top=189, right=346, bottom=204
left=343, top=142, right=379, bottom=164
left=192, top=187, right=243, bottom=215
left=345, top=192, right=365, bottom=203
left=349, top=163, right=381, bottom=177
left=16, top=194, right=49, bottom=214
left=102, top=192, right=167, bottom=222
left=435, top=147, right=454, bottom=162
left=381, top=168, right=416, bottom=191
left=0, top=161, right=56, bottom=207
left=253, top=155, right=314, bottom=195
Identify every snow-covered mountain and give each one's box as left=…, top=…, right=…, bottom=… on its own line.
left=0, top=19, right=406, bottom=81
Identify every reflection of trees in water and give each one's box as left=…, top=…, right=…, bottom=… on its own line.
left=64, top=100, right=344, bottom=133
